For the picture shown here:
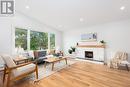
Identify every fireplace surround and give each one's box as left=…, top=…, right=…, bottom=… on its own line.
left=85, top=51, right=93, bottom=59
left=76, top=44, right=105, bottom=62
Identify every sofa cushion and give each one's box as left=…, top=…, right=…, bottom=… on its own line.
left=46, top=55, right=53, bottom=58
left=34, top=50, right=46, bottom=58
left=1, top=54, right=16, bottom=68
left=22, top=52, right=29, bottom=57
left=39, top=57, right=47, bottom=59
left=38, top=51, right=46, bottom=57
left=28, top=51, right=34, bottom=58
left=34, top=50, right=47, bottom=63
left=1, top=55, right=17, bottom=77
left=22, top=51, right=34, bottom=59
left=14, top=63, right=36, bottom=77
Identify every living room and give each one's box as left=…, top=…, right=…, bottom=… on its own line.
left=0, top=0, right=130, bottom=87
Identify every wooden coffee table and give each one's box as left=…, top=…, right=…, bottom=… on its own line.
left=44, top=57, right=68, bottom=71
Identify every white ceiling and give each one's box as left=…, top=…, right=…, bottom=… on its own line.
left=16, top=0, right=130, bottom=31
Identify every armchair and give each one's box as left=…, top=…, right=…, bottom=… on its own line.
left=1, top=55, right=38, bottom=87
left=110, top=51, right=128, bottom=69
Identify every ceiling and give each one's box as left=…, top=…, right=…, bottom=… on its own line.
left=16, top=0, right=130, bottom=31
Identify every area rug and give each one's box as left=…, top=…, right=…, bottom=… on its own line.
left=30, top=59, right=77, bottom=80
left=20, top=58, right=102, bottom=81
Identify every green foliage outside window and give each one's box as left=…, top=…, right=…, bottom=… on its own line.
left=30, top=31, right=48, bottom=50
left=50, top=33, right=55, bottom=49
left=15, top=28, right=27, bottom=50
left=15, top=28, right=55, bottom=51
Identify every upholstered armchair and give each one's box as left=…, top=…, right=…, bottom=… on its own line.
left=1, top=55, right=38, bottom=87
left=110, top=52, right=128, bottom=69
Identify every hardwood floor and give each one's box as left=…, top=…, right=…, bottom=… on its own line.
left=1, top=61, right=130, bottom=87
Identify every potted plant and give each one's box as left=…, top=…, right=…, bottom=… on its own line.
left=71, top=47, right=76, bottom=52
left=100, top=40, right=106, bottom=44
left=68, top=49, right=73, bottom=54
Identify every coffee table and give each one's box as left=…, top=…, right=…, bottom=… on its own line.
left=44, top=57, right=68, bottom=71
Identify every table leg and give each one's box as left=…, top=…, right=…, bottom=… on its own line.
left=52, top=62, right=54, bottom=71
left=65, top=58, right=67, bottom=65
left=44, top=61, right=47, bottom=68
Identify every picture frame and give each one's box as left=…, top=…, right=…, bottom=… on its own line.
left=81, top=33, right=97, bottom=41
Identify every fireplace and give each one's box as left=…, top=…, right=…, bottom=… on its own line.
left=85, top=51, right=93, bottom=59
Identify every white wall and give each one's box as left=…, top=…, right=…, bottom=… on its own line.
left=0, top=17, right=13, bottom=54
left=0, top=13, right=63, bottom=55
left=63, top=19, right=130, bottom=63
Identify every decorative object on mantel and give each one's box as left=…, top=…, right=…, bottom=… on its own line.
left=71, top=47, right=76, bottom=52
left=68, top=46, right=76, bottom=54
left=81, top=33, right=97, bottom=42
left=77, top=45, right=105, bottom=48
left=77, top=43, right=79, bottom=46
left=76, top=41, right=105, bottom=48
left=100, top=40, right=106, bottom=44
left=68, top=49, right=73, bottom=54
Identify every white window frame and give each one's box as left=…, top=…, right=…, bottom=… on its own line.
left=15, top=28, right=55, bottom=51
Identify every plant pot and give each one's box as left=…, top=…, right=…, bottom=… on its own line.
left=69, top=51, right=72, bottom=54
left=72, top=49, right=75, bottom=52
left=68, top=49, right=73, bottom=54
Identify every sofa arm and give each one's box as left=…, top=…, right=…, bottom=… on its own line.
left=8, top=61, right=37, bottom=70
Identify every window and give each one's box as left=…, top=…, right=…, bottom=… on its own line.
left=15, top=28, right=27, bottom=50
left=50, top=33, right=55, bottom=49
left=15, top=28, right=54, bottom=51
left=30, top=31, right=48, bottom=50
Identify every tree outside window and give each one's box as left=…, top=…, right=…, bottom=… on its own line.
left=15, top=28, right=55, bottom=51
left=15, top=28, right=27, bottom=50
left=50, top=33, right=55, bottom=49
left=30, top=31, right=48, bottom=50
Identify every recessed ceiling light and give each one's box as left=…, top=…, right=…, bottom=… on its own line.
left=80, top=18, right=84, bottom=22
left=26, top=6, right=30, bottom=9
left=120, top=6, right=125, bottom=10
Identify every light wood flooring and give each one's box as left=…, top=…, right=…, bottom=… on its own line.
left=1, top=61, right=130, bottom=87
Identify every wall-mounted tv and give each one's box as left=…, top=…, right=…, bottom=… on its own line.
left=81, top=33, right=97, bottom=41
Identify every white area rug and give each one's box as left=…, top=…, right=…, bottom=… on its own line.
left=34, top=58, right=103, bottom=80
left=1, top=58, right=102, bottom=83
left=31, top=59, right=77, bottom=80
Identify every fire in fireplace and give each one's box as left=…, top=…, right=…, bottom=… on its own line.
left=85, top=51, right=93, bottom=59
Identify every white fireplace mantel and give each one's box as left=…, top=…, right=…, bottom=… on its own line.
left=76, top=45, right=105, bottom=62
